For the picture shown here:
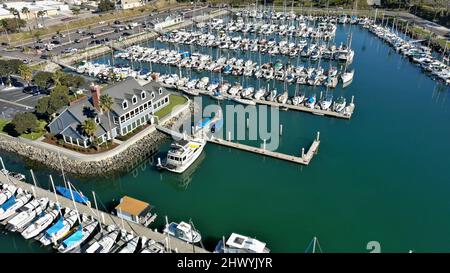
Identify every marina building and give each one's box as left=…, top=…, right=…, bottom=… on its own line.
left=116, top=0, right=144, bottom=10
left=48, top=77, right=170, bottom=148
left=0, top=1, right=70, bottom=20
left=153, top=16, right=183, bottom=31
left=115, top=196, right=155, bottom=226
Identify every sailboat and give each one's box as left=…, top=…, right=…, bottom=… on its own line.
left=21, top=205, right=60, bottom=239
left=57, top=215, right=98, bottom=253
left=6, top=197, right=49, bottom=232
left=39, top=209, right=78, bottom=246
left=319, top=93, right=333, bottom=110
left=0, top=184, right=16, bottom=205
left=305, top=236, right=323, bottom=253
left=85, top=225, right=120, bottom=253
left=118, top=234, right=140, bottom=253
left=341, top=69, right=354, bottom=87
left=0, top=190, right=33, bottom=221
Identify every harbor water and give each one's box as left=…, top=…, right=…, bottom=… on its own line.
left=0, top=18, right=450, bottom=253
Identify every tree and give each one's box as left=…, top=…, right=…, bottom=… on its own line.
left=21, top=7, right=30, bottom=20
left=35, top=84, right=70, bottom=119
left=0, top=18, right=26, bottom=33
left=11, top=112, right=38, bottom=135
left=37, top=10, right=46, bottom=28
left=18, top=65, right=32, bottom=86
left=81, top=118, right=97, bottom=139
left=98, top=0, right=115, bottom=12
left=32, top=71, right=54, bottom=89
left=100, top=94, right=114, bottom=145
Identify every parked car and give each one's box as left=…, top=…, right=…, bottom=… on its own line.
left=51, top=40, right=61, bottom=45
left=123, top=32, right=132, bottom=37
left=74, top=39, right=81, bottom=43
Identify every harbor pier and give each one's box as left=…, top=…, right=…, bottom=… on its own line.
left=0, top=173, right=208, bottom=253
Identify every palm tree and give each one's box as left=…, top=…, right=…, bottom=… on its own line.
left=21, top=7, right=30, bottom=20
left=81, top=118, right=97, bottom=144
left=100, top=94, right=114, bottom=146
left=18, top=65, right=32, bottom=87
left=37, top=10, right=46, bottom=28
left=9, top=8, right=20, bottom=31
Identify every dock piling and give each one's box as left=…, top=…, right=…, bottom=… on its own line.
left=351, top=95, right=354, bottom=104
left=228, top=131, right=231, bottom=141
left=301, top=148, right=305, bottom=158
left=280, top=124, right=283, bottom=136
left=316, top=131, right=320, bottom=141
left=263, top=139, right=266, bottom=150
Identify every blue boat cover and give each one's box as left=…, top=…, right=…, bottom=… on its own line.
left=56, top=186, right=89, bottom=204
left=46, top=216, right=64, bottom=236
left=62, top=225, right=83, bottom=248
left=0, top=195, right=15, bottom=211
left=212, top=119, right=223, bottom=130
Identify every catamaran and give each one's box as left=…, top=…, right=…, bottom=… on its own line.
left=6, top=197, right=48, bottom=232
left=163, top=221, right=202, bottom=244
left=157, top=138, right=206, bottom=174
left=214, top=233, right=270, bottom=253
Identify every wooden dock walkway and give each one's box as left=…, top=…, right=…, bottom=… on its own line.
left=0, top=174, right=208, bottom=253
left=176, top=87, right=355, bottom=120
left=156, top=124, right=321, bottom=166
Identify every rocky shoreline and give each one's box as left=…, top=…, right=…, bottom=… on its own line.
left=0, top=102, right=192, bottom=176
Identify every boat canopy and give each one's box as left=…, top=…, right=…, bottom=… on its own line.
left=61, top=225, right=83, bottom=248
left=56, top=186, right=89, bottom=204
left=0, top=195, right=15, bottom=211
left=46, top=216, right=64, bottom=236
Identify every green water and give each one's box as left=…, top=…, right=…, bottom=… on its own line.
left=1, top=21, right=450, bottom=253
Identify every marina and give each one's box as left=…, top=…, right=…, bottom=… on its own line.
left=0, top=4, right=449, bottom=254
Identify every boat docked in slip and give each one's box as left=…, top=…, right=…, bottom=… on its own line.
left=163, top=221, right=202, bottom=244
left=292, top=94, right=305, bottom=105
left=40, top=209, right=78, bottom=246
left=277, top=91, right=288, bottom=104
left=319, top=94, right=333, bottom=110
left=6, top=197, right=48, bottom=232
left=232, top=97, right=256, bottom=106
left=305, top=95, right=317, bottom=109
left=0, top=184, right=16, bottom=206
left=57, top=215, right=98, bottom=253
left=333, top=96, right=347, bottom=112
left=139, top=239, right=166, bottom=253
left=118, top=234, right=140, bottom=253
left=0, top=190, right=33, bottom=221
left=85, top=225, right=119, bottom=253
left=341, top=70, right=354, bottom=87
left=56, top=186, right=90, bottom=205
left=214, top=233, right=270, bottom=253
left=21, top=206, right=60, bottom=239
left=157, top=138, right=206, bottom=174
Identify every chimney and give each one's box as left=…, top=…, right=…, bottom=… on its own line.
left=91, top=84, right=101, bottom=112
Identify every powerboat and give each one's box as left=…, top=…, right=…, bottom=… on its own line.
left=163, top=221, right=201, bottom=244
left=157, top=139, right=206, bottom=174
left=214, top=233, right=270, bottom=253
left=0, top=184, right=17, bottom=206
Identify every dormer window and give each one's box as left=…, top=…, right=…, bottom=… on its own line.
left=132, top=95, right=138, bottom=105
left=122, top=100, right=128, bottom=110
left=151, top=92, right=155, bottom=99
left=141, top=90, right=146, bottom=100
left=159, top=87, right=163, bottom=95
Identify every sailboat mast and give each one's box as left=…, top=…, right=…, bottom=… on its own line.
left=92, top=191, right=103, bottom=232
left=49, top=175, right=61, bottom=214
left=312, top=236, right=317, bottom=253
left=68, top=182, right=81, bottom=224
left=58, top=152, right=67, bottom=188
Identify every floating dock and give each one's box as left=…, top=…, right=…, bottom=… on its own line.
left=0, top=174, right=208, bottom=253
left=156, top=125, right=321, bottom=166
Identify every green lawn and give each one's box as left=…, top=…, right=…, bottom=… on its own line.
left=155, top=94, right=188, bottom=119
left=20, top=120, right=47, bottom=140
left=0, top=119, right=47, bottom=140
left=0, top=119, right=9, bottom=133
